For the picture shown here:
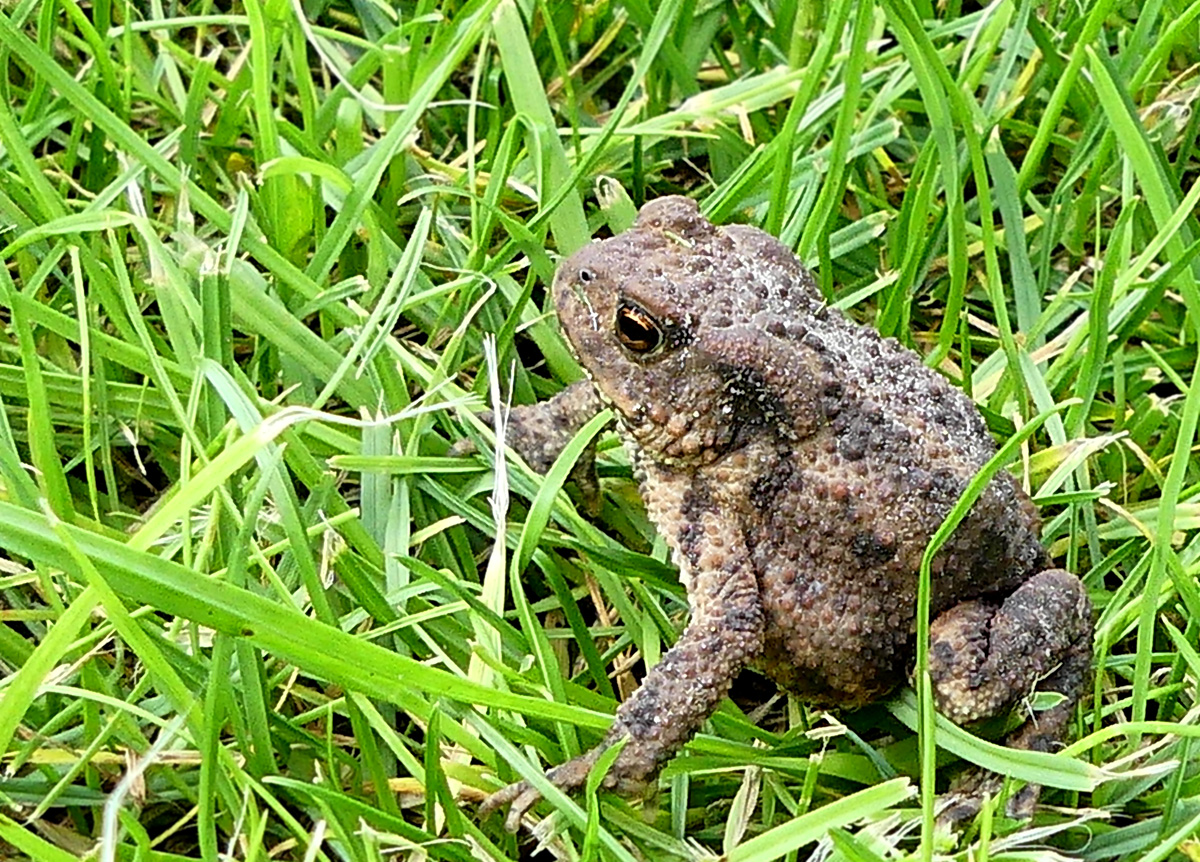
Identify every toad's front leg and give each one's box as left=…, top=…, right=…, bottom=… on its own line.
left=452, top=380, right=607, bottom=514
left=481, top=510, right=764, bottom=832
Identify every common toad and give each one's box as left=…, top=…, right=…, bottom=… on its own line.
left=479, top=196, right=1092, bottom=830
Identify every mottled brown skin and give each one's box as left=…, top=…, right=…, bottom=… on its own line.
left=480, top=197, right=1092, bottom=831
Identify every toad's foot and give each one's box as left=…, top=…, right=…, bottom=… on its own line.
left=451, top=380, right=605, bottom=515
left=480, top=756, right=592, bottom=833
left=937, top=768, right=1039, bottom=828
left=479, top=747, right=648, bottom=833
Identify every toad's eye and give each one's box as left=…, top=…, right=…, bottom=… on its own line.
left=615, top=302, right=663, bottom=354
left=579, top=268, right=595, bottom=283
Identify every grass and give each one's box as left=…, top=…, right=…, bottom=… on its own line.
left=0, top=0, right=1199, bottom=859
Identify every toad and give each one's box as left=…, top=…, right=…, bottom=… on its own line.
left=478, top=196, right=1092, bottom=831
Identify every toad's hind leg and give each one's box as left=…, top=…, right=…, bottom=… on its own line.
left=928, top=569, right=1092, bottom=822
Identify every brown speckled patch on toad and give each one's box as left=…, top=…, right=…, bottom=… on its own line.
left=478, top=196, right=1093, bottom=831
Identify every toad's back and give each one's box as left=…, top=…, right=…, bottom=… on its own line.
left=733, top=309, right=1050, bottom=705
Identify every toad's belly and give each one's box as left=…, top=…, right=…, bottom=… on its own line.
left=754, top=592, right=913, bottom=709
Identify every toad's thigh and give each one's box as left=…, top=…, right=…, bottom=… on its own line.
left=928, top=568, right=1091, bottom=725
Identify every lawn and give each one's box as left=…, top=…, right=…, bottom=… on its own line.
left=1, top=1, right=1199, bottom=860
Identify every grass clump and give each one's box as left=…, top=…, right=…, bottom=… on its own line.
left=1, top=1, right=1199, bottom=860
